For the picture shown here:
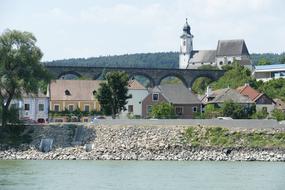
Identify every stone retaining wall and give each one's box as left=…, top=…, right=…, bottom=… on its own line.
left=0, top=124, right=285, bottom=161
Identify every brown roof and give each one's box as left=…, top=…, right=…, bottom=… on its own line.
left=236, top=84, right=262, bottom=102
left=202, top=88, right=254, bottom=104
left=128, top=80, right=146, bottom=90
left=50, top=80, right=103, bottom=101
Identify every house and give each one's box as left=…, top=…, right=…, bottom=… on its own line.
left=179, top=19, right=251, bottom=70
left=49, top=80, right=102, bottom=122
left=274, top=99, right=285, bottom=112
left=142, top=84, right=202, bottom=119
left=201, top=87, right=254, bottom=110
left=236, top=84, right=275, bottom=114
left=253, top=64, right=285, bottom=82
left=10, top=92, right=49, bottom=123
left=119, top=80, right=148, bottom=118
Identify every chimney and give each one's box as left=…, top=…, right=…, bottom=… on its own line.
left=206, top=86, right=212, bottom=97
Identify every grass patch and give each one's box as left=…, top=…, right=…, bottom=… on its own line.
left=184, top=126, right=285, bottom=149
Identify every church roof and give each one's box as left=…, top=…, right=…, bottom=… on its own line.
left=216, top=39, right=249, bottom=56
left=188, top=50, right=216, bottom=63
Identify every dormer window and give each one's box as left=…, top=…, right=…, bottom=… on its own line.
left=92, top=90, right=97, bottom=95
left=152, top=93, right=159, bottom=101
left=65, top=90, right=71, bottom=96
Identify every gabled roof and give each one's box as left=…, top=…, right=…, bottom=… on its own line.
left=216, top=39, right=249, bottom=56
left=274, top=99, right=285, bottom=110
left=128, top=80, right=146, bottom=90
left=203, top=88, right=254, bottom=104
left=236, top=84, right=262, bottom=102
left=50, top=80, right=103, bottom=101
left=152, top=84, right=201, bottom=104
left=188, top=50, right=216, bottom=64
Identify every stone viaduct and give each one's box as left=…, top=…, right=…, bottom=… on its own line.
left=44, top=64, right=226, bottom=88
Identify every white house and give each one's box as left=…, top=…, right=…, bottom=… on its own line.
left=10, top=92, right=49, bottom=123
left=179, top=19, right=252, bottom=70
left=119, top=80, right=148, bottom=118
left=253, top=64, right=285, bottom=82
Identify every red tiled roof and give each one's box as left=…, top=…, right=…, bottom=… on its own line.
left=236, top=85, right=262, bottom=102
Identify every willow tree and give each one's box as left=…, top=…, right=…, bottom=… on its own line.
left=0, top=29, right=50, bottom=127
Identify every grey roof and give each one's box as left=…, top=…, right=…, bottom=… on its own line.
left=156, top=84, right=202, bottom=104
left=189, top=50, right=216, bottom=63
left=205, top=88, right=254, bottom=104
left=216, top=39, right=249, bottom=56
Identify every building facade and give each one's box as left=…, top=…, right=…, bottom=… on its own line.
left=119, top=80, right=149, bottom=118
left=142, top=84, right=202, bottom=119
left=253, top=64, right=285, bottom=82
left=10, top=93, right=49, bottom=123
left=179, top=19, right=251, bottom=70
left=49, top=80, right=102, bottom=122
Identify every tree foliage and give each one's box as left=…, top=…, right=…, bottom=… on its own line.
left=211, top=62, right=252, bottom=90
left=150, top=102, right=176, bottom=119
left=192, top=77, right=212, bottom=95
left=271, top=109, right=285, bottom=121
left=96, top=71, right=131, bottom=118
left=0, top=29, right=50, bottom=127
left=221, top=101, right=255, bottom=119
left=258, top=78, right=285, bottom=101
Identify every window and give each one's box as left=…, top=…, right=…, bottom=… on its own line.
left=54, top=104, right=60, bottom=112
left=11, top=103, right=17, bottom=109
left=219, top=61, right=223, bottom=65
left=24, top=104, right=30, bottom=111
left=183, top=40, right=186, bottom=46
left=228, top=61, right=232, bottom=64
left=84, top=105, right=90, bottom=112
left=39, top=104, right=44, bottom=111
left=128, top=105, right=134, bottom=113
left=92, top=90, right=97, bottom=95
left=175, top=107, right=183, bottom=115
left=68, top=104, right=74, bottom=112
left=201, top=62, right=204, bottom=65
left=147, top=105, right=152, bottom=113
left=83, top=118, right=89, bottom=122
left=65, top=90, right=71, bottom=96
left=192, top=106, right=198, bottom=112
left=152, top=93, right=159, bottom=101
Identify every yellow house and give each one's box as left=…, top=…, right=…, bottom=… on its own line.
left=49, top=80, right=102, bottom=113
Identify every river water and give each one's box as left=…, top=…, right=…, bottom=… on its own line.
left=0, top=160, right=284, bottom=190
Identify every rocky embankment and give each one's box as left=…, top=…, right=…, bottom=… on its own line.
left=1, top=124, right=285, bottom=161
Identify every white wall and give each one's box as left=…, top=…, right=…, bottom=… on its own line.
left=120, top=89, right=149, bottom=118
left=10, top=97, right=49, bottom=122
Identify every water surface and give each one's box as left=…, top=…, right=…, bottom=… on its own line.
left=0, top=160, right=284, bottom=190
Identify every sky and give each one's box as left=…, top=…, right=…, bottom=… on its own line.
left=1, top=0, right=285, bottom=61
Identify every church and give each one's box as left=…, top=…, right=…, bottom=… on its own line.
left=179, top=19, right=252, bottom=70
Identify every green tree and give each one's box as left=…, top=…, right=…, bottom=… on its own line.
left=258, top=78, right=285, bottom=101
left=280, top=57, right=285, bottom=64
left=150, top=102, right=176, bottom=119
left=0, top=29, right=50, bottom=127
left=221, top=101, right=254, bottom=119
left=192, top=77, right=212, bottom=94
left=271, top=109, right=285, bottom=121
left=257, top=57, right=271, bottom=65
left=212, top=62, right=252, bottom=90
left=197, top=65, right=219, bottom=70
left=96, top=71, right=131, bottom=118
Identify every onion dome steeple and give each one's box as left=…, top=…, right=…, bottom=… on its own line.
left=183, top=18, right=191, bottom=35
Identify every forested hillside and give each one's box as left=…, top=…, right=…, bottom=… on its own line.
left=45, top=52, right=284, bottom=68
left=45, top=52, right=179, bottom=68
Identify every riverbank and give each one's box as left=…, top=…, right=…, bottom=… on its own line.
left=0, top=124, right=285, bottom=161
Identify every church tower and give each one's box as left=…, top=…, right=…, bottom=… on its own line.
left=179, top=19, right=194, bottom=69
